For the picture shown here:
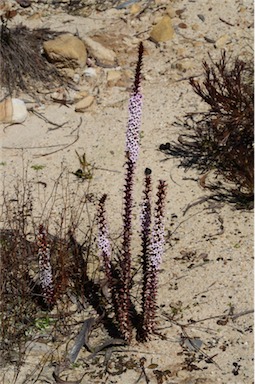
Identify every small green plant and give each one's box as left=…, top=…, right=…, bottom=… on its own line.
left=35, top=315, right=55, bottom=331
left=73, top=151, right=93, bottom=180
left=31, top=164, right=46, bottom=171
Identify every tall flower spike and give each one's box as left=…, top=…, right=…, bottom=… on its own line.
left=141, top=180, right=167, bottom=338
left=140, top=168, right=153, bottom=339
left=122, top=42, right=144, bottom=284
left=37, top=224, right=55, bottom=307
left=97, top=194, right=112, bottom=283
left=140, top=168, right=152, bottom=287
left=150, top=180, right=167, bottom=270
left=118, top=42, right=145, bottom=342
left=125, top=42, right=144, bottom=164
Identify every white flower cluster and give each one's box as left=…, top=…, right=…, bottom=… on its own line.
left=39, top=257, right=54, bottom=291
left=37, top=226, right=54, bottom=304
left=149, top=221, right=165, bottom=270
left=98, top=229, right=111, bottom=270
left=126, top=93, right=143, bottom=164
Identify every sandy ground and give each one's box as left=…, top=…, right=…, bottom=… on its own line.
left=0, top=0, right=254, bottom=383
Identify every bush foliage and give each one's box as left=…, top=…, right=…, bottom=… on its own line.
left=160, top=52, right=254, bottom=206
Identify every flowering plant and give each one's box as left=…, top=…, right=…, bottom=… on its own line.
left=97, top=43, right=167, bottom=342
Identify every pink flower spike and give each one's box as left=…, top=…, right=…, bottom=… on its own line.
left=150, top=180, right=167, bottom=270
left=125, top=42, right=144, bottom=164
left=150, top=221, right=165, bottom=270
left=97, top=195, right=112, bottom=281
left=126, top=93, right=143, bottom=164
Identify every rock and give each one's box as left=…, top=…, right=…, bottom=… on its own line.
left=0, top=97, right=27, bottom=124
left=130, top=3, right=141, bottom=14
left=75, top=95, right=94, bottom=112
left=83, top=67, right=97, bottom=78
left=16, top=0, right=31, bottom=8
left=16, top=100, right=27, bottom=117
left=166, top=6, right=176, bottom=18
left=113, top=69, right=132, bottom=88
left=107, top=70, right=122, bottom=86
left=197, top=14, right=205, bottom=22
left=175, top=60, right=193, bottom=72
left=82, top=36, right=117, bottom=68
left=215, top=34, right=230, bottom=48
left=43, top=34, right=87, bottom=69
left=74, top=90, right=89, bottom=102
left=73, top=73, right=80, bottom=83
left=191, top=23, right=199, bottom=31
left=0, top=97, right=12, bottom=123
left=178, top=22, right=187, bottom=29
left=50, top=88, right=75, bottom=104
left=59, top=68, right=74, bottom=79
left=176, top=9, right=186, bottom=18
left=150, top=15, right=174, bottom=43
left=152, top=15, right=163, bottom=25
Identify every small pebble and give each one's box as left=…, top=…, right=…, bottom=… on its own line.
left=215, top=34, right=230, bottom=48
left=197, top=14, right=205, bottom=22
left=83, top=68, right=97, bottom=78
left=75, top=95, right=94, bottom=112
left=204, top=36, right=216, bottom=44
left=176, top=9, right=185, bottom=17
left=73, top=73, right=80, bottom=83
left=191, top=23, right=199, bottom=31
left=129, top=3, right=141, bottom=14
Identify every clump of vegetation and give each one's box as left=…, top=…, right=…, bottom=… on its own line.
left=97, top=43, right=167, bottom=342
left=0, top=167, right=94, bottom=364
left=160, top=51, right=254, bottom=206
left=0, top=43, right=167, bottom=378
left=0, top=7, right=67, bottom=95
